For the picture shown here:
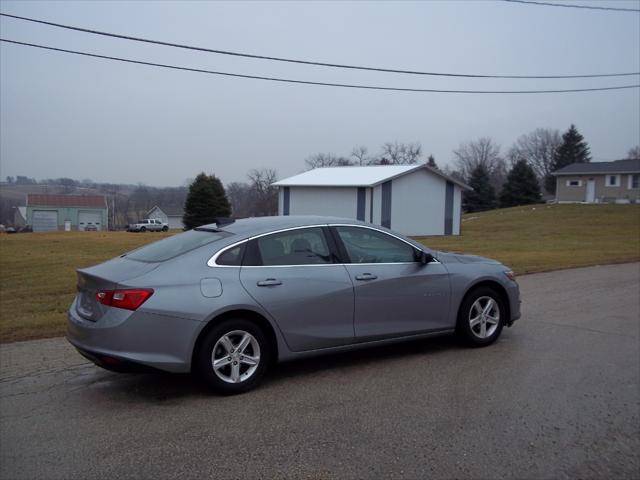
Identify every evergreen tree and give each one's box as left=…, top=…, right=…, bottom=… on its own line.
left=546, top=124, right=591, bottom=193
left=183, top=173, right=231, bottom=229
left=499, top=159, right=541, bottom=207
left=427, top=154, right=438, bottom=169
left=463, top=165, right=497, bottom=213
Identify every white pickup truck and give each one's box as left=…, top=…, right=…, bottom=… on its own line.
left=127, top=218, right=169, bottom=232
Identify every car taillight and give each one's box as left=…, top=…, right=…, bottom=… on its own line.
left=95, top=289, right=154, bottom=311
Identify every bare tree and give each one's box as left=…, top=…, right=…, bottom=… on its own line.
left=508, top=128, right=561, bottom=189
left=247, top=168, right=279, bottom=216
left=350, top=146, right=369, bottom=166
left=453, top=137, right=506, bottom=191
left=305, top=153, right=353, bottom=169
left=373, top=141, right=422, bottom=165
left=442, top=165, right=465, bottom=183
left=453, top=138, right=503, bottom=178
left=628, top=145, right=640, bottom=159
left=227, top=182, right=254, bottom=218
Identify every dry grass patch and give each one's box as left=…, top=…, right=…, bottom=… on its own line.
left=0, top=231, right=173, bottom=343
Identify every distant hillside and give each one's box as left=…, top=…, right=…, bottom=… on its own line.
left=0, top=179, right=186, bottom=226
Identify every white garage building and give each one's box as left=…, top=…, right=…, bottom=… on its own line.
left=273, top=165, right=470, bottom=236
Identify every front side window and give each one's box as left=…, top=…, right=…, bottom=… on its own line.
left=335, top=226, right=417, bottom=264
left=246, top=228, right=332, bottom=266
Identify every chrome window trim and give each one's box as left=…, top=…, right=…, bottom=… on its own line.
left=207, top=223, right=439, bottom=268
left=207, top=239, right=249, bottom=268
left=207, top=225, right=330, bottom=268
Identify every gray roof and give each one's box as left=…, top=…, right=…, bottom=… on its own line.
left=553, top=159, right=640, bottom=176
left=221, top=215, right=368, bottom=237
left=148, top=205, right=184, bottom=216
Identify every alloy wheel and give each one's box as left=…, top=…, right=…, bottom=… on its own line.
left=211, top=330, right=261, bottom=384
left=468, top=296, right=500, bottom=339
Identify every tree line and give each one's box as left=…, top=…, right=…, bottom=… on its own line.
left=2, top=128, right=638, bottom=227
left=303, top=127, right=638, bottom=213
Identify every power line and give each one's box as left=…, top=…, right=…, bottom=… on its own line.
left=1, top=12, right=638, bottom=79
left=500, top=0, right=640, bottom=12
left=2, top=38, right=639, bottom=95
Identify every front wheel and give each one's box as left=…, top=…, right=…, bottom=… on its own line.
left=139, top=226, right=146, bottom=232
left=456, top=287, right=505, bottom=347
left=162, top=226, right=168, bottom=232
left=195, top=319, right=270, bottom=395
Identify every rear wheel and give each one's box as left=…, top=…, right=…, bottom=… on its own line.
left=456, top=287, right=505, bottom=347
left=162, top=226, right=168, bottom=232
left=195, top=319, right=270, bottom=395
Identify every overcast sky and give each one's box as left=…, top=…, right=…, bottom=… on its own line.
left=1, top=0, right=639, bottom=187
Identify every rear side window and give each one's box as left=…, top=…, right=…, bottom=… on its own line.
left=244, top=228, right=332, bottom=266
left=126, top=230, right=232, bottom=262
left=216, top=244, right=245, bottom=266
left=335, top=226, right=417, bottom=264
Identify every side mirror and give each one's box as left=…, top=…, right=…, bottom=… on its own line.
left=419, top=251, right=434, bottom=265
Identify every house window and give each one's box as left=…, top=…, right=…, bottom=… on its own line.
left=566, top=180, right=582, bottom=187
left=630, top=174, right=639, bottom=189
left=606, top=175, right=621, bottom=187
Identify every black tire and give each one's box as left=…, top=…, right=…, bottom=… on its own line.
left=140, top=226, right=146, bottom=232
left=456, top=287, right=505, bottom=347
left=162, top=226, right=168, bottom=232
left=195, top=318, right=270, bottom=395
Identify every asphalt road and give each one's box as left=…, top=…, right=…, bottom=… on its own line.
left=1, top=263, right=639, bottom=479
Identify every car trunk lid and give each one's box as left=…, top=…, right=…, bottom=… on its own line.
left=75, top=257, right=159, bottom=321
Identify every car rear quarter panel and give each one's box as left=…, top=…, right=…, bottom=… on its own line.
left=121, top=248, right=292, bottom=364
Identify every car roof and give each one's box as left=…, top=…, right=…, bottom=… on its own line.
left=209, top=215, right=368, bottom=238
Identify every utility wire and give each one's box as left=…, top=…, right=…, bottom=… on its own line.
left=2, top=38, right=639, bottom=95
left=1, top=12, right=638, bottom=79
left=500, top=0, right=640, bottom=12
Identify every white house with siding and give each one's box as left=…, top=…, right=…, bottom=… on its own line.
left=147, top=205, right=185, bottom=230
left=273, top=165, right=470, bottom=236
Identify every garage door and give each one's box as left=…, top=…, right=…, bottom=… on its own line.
left=78, top=211, right=102, bottom=231
left=32, top=210, right=58, bottom=232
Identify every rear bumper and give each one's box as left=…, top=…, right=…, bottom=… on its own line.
left=74, top=346, right=163, bottom=373
left=67, top=298, right=202, bottom=373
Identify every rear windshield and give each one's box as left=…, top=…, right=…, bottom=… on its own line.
left=125, top=230, right=232, bottom=262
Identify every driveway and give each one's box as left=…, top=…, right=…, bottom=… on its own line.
left=1, top=263, right=638, bottom=479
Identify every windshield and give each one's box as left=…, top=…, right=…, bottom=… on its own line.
left=125, top=229, right=232, bottom=262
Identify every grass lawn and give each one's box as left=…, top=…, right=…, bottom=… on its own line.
left=416, top=204, right=640, bottom=274
left=0, top=231, right=174, bottom=343
left=1, top=204, right=638, bottom=343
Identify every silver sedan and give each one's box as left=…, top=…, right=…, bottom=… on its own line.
left=67, top=216, right=521, bottom=394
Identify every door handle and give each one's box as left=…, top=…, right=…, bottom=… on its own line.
left=355, top=273, right=378, bottom=281
left=257, top=278, right=283, bottom=287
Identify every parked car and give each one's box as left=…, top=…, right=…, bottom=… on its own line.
left=84, top=224, right=98, bottom=232
left=127, top=218, right=169, bottom=232
left=67, top=216, right=521, bottom=394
